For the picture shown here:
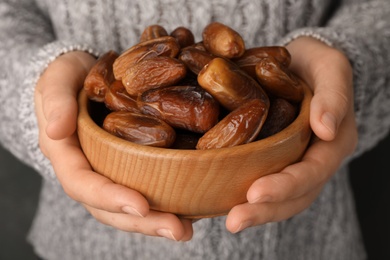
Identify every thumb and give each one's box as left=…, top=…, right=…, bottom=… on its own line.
left=42, top=84, right=79, bottom=140
left=285, top=37, right=353, bottom=141
left=310, top=83, right=349, bottom=141
left=36, top=51, right=96, bottom=140
left=308, top=52, right=353, bottom=141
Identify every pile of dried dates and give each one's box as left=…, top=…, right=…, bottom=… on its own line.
left=83, top=22, right=304, bottom=150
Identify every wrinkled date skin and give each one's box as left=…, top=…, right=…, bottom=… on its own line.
left=196, top=99, right=268, bottom=150
left=202, top=22, right=245, bottom=59
left=138, top=85, right=220, bottom=133
left=140, top=24, right=169, bottom=42
left=257, top=98, right=298, bottom=139
left=104, top=80, right=139, bottom=113
left=122, top=56, right=187, bottom=96
left=233, top=46, right=291, bottom=78
left=178, top=47, right=216, bottom=75
left=84, top=50, right=119, bottom=102
left=113, top=36, right=180, bottom=80
left=198, top=57, right=269, bottom=111
left=103, top=111, right=176, bottom=147
left=255, top=56, right=304, bottom=103
left=170, top=26, right=195, bottom=49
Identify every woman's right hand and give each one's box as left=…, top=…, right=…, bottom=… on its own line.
left=34, top=51, right=193, bottom=241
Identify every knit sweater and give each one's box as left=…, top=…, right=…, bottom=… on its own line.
left=1, top=0, right=390, bottom=259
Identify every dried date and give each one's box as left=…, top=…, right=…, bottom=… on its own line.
left=84, top=50, right=119, bottom=102
left=104, top=80, right=139, bottom=112
left=140, top=24, right=168, bottom=42
left=257, top=98, right=298, bottom=139
left=198, top=57, right=269, bottom=111
left=103, top=111, right=176, bottom=147
left=202, top=22, right=245, bottom=59
left=122, top=56, right=187, bottom=96
left=170, top=26, right=195, bottom=48
left=255, top=56, right=304, bottom=103
left=138, top=85, right=220, bottom=133
left=196, top=99, right=268, bottom=149
left=113, top=36, right=180, bottom=80
left=233, top=46, right=291, bottom=78
left=178, top=47, right=215, bottom=75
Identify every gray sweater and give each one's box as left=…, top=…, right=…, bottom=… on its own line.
left=1, top=0, right=390, bottom=259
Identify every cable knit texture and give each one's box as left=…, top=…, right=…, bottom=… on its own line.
left=1, top=0, right=390, bottom=259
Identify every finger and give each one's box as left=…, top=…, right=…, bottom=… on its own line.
left=41, top=82, right=79, bottom=140
left=246, top=155, right=324, bottom=205
left=85, top=207, right=194, bottom=241
left=246, top=139, right=327, bottom=204
left=49, top=135, right=150, bottom=217
left=286, top=37, right=353, bottom=141
left=36, top=52, right=96, bottom=140
left=226, top=186, right=322, bottom=233
left=179, top=218, right=195, bottom=241
left=309, top=52, right=352, bottom=141
left=34, top=90, right=50, bottom=157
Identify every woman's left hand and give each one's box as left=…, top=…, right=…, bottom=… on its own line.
left=226, top=37, right=358, bottom=233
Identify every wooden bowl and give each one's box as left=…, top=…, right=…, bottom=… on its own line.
left=77, top=80, right=312, bottom=219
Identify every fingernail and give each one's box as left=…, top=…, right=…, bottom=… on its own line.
left=234, top=220, right=253, bottom=233
left=321, top=112, right=337, bottom=136
left=156, top=229, right=177, bottom=241
left=121, top=206, right=144, bottom=217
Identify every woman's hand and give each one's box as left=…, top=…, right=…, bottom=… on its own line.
left=34, top=51, right=193, bottom=241
left=226, top=37, right=358, bottom=233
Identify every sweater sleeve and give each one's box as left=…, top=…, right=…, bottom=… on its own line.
left=0, top=0, right=98, bottom=180
left=279, top=0, right=390, bottom=158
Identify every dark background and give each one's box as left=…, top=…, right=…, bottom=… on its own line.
left=0, top=133, right=389, bottom=260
